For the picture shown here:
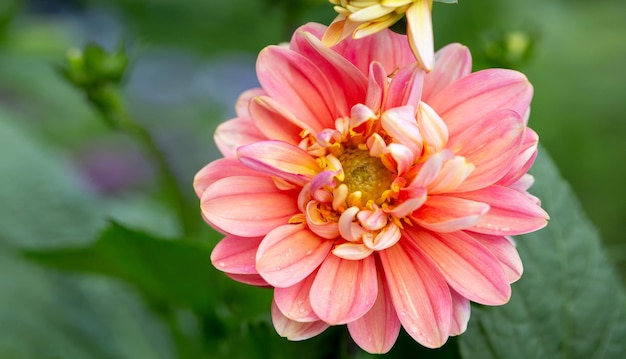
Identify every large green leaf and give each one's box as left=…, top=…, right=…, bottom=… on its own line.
left=459, top=150, right=626, bottom=359
left=0, top=111, right=175, bottom=359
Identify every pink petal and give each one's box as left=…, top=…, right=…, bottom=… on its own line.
left=257, top=46, right=338, bottom=130
left=332, top=242, right=374, bottom=260
left=378, top=241, right=451, bottom=348
left=422, top=43, right=472, bottom=102
left=381, top=106, right=423, bottom=156
left=290, top=23, right=327, bottom=46
left=406, top=0, right=435, bottom=71
left=306, top=201, right=340, bottom=239
left=385, top=63, right=424, bottom=110
left=418, top=101, right=449, bottom=154
left=451, top=185, right=549, bottom=235
left=237, top=140, right=321, bottom=186
left=201, top=176, right=298, bottom=237
left=235, top=88, right=266, bottom=117
left=347, top=270, right=400, bottom=354
left=411, top=195, right=490, bottom=233
left=449, top=288, right=471, bottom=336
left=366, top=62, right=388, bottom=112
left=428, top=69, right=533, bottom=139
left=271, top=300, right=329, bottom=340
left=193, top=158, right=264, bottom=198
left=496, top=127, right=539, bottom=187
left=249, top=96, right=314, bottom=143
left=256, top=224, right=333, bottom=288
left=214, top=116, right=266, bottom=158
left=211, top=235, right=263, bottom=274
left=274, top=270, right=319, bottom=322
left=387, top=143, right=416, bottom=175
left=405, top=229, right=511, bottom=305
left=448, top=109, right=525, bottom=192
left=291, top=31, right=368, bottom=116
left=427, top=155, right=475, bottom=194
left=310, top=254, right=377, bottom=324
left=334, top=28, right=414, bottom=77
left=469, top=232, right=524, bottom=283
left=225, top=273, right=270, bottom=287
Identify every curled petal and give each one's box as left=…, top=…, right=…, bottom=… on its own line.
left=211, top=235, right=263, bottom=275
left=271, top=300, right=329, bottom=340
left=274, top=270, right=319, bottom=322
left=347, top=270, right=400, bottom=354
left=418, top=101, right=449, bottom=154
left=379, top=241, right=451, bottom=348
left=350, top=103, right=378, bottom=129
left=469, top=232, right=524, bottom=283
left=214, top=116, right=266, bottom=158
left=452, top=185, right=549, bottom=235
left=338, top=206, right=362, bottom=242
left=410, top=149, right=453, bottom=189
left=406, top=0, right=434, bottom=71
left=256, top=224, right=333, bottom=288
left=357, top=206, right=388, bottom=231
left=362, top=223, right=401, bottom=251
left=387, top=143, right=416, bottom=175
left=381, top=106, right=423, bottom=156
left=201, top=176, right=298, bottom=237
left=428, top=155, right=474, bottom=194
left=306, top=201, right=340, bottom=239
left=383, top=187, right=427, bottom=218
left=310, top=254, right=378, bottom=324
left=238, top=141, right=321, bottom=186
left=385, top=63, right=424, bottom=110
left=411, top=195, right=490, bottom=233
left=405, top=229, right=511, bottom=305
left=310, top=170, right=338, bottom=202
left=332, top=242, right=374, bottom=260
left=422, top=43, right=472, bottom=102
left=366, top=62, right=388, bottom=112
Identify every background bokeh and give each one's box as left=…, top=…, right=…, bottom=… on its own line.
left=0, top=0, right=624, bottom=358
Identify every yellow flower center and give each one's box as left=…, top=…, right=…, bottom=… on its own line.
left=339, top=148, right=393, bottom=205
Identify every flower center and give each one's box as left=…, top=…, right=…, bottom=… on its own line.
left=338, top=148, right=393, bottom=205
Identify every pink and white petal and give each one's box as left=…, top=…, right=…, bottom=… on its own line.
left=469, top=232, right=524, bottom=283
left=383, top=186, right=427, bottom=218
left=362, top=223, right=402, bottom=251
left=405, top=229, right=511, bottom=305
left=335, top=27, right=414, bottom=77
left=338, top=206, right=361, bottom=242
left=452, top=185, right=549, bottom=235
left=422, top=43, right=472, bottom=102
left=225, top=273, right=270, bottom=287
left=379, top=241, right=451, bottom=348
left=410, top=150, right=452, bottom=188
left=238, top=141, right=321, bottom=186
left=274, top=270, right=320, bottom=322
left=306, top=201, right=340, bottom=240
left=387, top=143, right=416, bottom=175
left=381, top=106, right=423, bottom=156
left=257, top=46, right=338, bottom=130
left=291, top=31, right=368, bottom=115
left=496, top=128, right=539, bottom=187
left=449, top=288, right=471, bottom=336
left=366, top=62, right=388, bottom=113
left=332, top=242, right=374, bottom=261
left=385, top=63, right=424, bottom=110
left=193, top=158, right=265, bottom=198
left=256, top=223, right=333, bottom=288
left=290, top=22, right=328, bottom=46
left=448, top=109, right=525, bottom=192
left=310, top=254, right=378, bottom=325
left=235, top=88, right=266, bottom=117
left=214, top=116, right=266, bottom=158
left=347, top=270, right=400, bottom=354
left=249, top=96, right=315, bottom=143
left=211, top=235, right=263, bottom=275
left=271, top=300, right=329, bottom=340
left=418, top=102, right=449, bottom=154
left=428, top=69, right=533, bottom=139
left=201, top=176, right=298, bottom=237
left=406, top=0, right=435, bottom=72
left=411, top=195, right=489, bottom=233
left=509, top=174, right=535, bottom=193
left=427, top=155, right=474, bottom=194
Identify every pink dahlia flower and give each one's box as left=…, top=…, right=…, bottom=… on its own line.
left=194, top=23, right=548, bottom=354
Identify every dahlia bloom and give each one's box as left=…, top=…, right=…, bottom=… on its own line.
left=194, top=23, right=548, bottom=353
left=323, top=0, right=447, bottom=71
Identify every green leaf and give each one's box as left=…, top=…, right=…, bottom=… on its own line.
left=459, top=150, right=626, bottom=359
left=24, top=221, right=218, bottom=316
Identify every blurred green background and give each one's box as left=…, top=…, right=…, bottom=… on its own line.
left=0, top=0, right=624, bottom=358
